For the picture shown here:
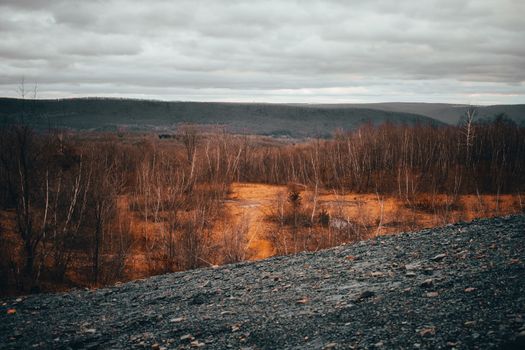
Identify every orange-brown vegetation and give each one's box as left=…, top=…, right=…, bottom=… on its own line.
left=1, top=115, right=524, bottom=295
left=226, top=183, right=521, bottom=259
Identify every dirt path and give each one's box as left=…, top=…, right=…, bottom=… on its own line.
left=225, top=183, right=286, bottom=259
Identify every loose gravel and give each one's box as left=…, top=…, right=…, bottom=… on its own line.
left=1, top=215, right=524, bottom=349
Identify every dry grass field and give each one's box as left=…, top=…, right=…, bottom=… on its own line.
left=224, top=183, right=522, bottom=259
left=3, top=182, right=520, bottom=290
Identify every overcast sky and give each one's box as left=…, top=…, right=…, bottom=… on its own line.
left=1, top=0, right=524, bottom=104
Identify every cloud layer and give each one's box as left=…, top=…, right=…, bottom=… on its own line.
left=1, top=0, right=524, bottom=104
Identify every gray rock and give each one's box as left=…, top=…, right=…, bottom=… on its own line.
left=1, top=215, right=524, bottom=350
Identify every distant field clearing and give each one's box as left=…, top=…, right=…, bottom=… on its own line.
left=225, top=183, right=523, bottom=260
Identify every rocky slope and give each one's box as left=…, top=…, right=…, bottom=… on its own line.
left=1, top=215, right=524, bottom=349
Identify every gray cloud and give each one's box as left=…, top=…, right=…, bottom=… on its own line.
left=0, top=0, right=524, bottom=104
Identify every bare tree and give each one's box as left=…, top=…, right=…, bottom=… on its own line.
left=221, top=215, right=250, bottom=264
left=86, top=145, right=124, bottom=285
left=179, top=124, right=198, bottom=163
left=0, top=126, right=48, bottom=290
left=462, top=106, right=477, bottom=162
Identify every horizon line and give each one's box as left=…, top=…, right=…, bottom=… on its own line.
left=2, top=96, right=524, bottom=107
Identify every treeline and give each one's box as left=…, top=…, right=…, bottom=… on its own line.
left=0, top=125, right=241, bottom=293
left=239, top=115, right=525, bottom=197
left=0, top=115, right=524, bottom=294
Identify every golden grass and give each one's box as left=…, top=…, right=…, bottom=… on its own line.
left=225, top=183, right=523, bottom=259
left=224, top=183, right=287, bottom=259
left=1, top=183, right=521, bottom=292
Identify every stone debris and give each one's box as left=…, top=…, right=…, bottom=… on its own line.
left=0, top=215, right=523, bottom=349
left=431, top=253, right=447, bottom=261
left=405, top=262, right=422, bottom=270
left=191, top=340, right=206, bottom=348
left=356, top=290, right=376, bottom=301
left=419, top=326, right=436, bottom=337
left=420, top=279, right=434, bottom=288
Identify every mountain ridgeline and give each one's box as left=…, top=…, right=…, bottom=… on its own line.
left=309, top=102, right=525, bottom=125
left=1, top=98, right=523, bottom=137
left=0, top=98, right=438, bottom=138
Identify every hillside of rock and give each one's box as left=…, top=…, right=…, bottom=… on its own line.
left=1, top=215, right=524, bottom=349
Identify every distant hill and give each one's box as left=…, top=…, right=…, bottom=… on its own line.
left=3, top=98, right=521, bottom=138
left=309, top=102, right=525, bottom=125
left=0, top=98, right=441, bottom=138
